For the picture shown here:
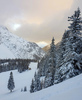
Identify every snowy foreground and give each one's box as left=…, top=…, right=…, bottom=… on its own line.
left=0, top=62, right=82, bottom=100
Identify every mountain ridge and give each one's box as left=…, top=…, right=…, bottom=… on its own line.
left=0, top=26, right=45, bottom=60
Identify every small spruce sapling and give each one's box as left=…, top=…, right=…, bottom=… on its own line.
left=24, top=86, right=27, bottom=92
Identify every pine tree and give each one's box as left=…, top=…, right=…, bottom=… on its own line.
left=24, top=86, right=27, bottom=92
left=37, top=61, right=39, bottom=69
left=30, top=79, right=35, bottom=93
left=44, top=37, right=56, bottom=88
left=68, top=7, right=82, bottom=34
left=36, top=71, right=41, bottom=91
left=21, top=88, right=23, bottom=92
left=50, top=37, right=56, bottom=68
left=54, top=8, right=82, bottom=83
left=41, top=79, right=44, bottom=89
left=44, top=58, right=55, bottom=88
left=34, top=72, right=37, bottom=81
left=32, top=71, right=41, bottom=92
left=8, top=72, right=15, bottom=92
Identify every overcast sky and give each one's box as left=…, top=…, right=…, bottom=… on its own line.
left=0, top=0, right=82, bottom=47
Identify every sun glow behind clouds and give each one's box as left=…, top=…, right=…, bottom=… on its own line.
left=37, top=41, right=48, bottom=48
left=12, top=23, right=21, bottom=31
left=3, top=0, right=75, bottom=44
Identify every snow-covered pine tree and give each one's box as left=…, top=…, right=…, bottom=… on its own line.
left=37, top=57, right=46, bottom=76
left=37, top=61, right=39, bottom=69
left=41, top=79, right=44, bottom=89
left=44, top=58, right=55, bottom=88
left=33, top=72, right=37, bottom=92
left=54, top=30, right=73, bottom=83
left=41, top=55, right=49, bottom=76
left=34, top=72, right=37, bottom=81
left=54, top=8, right=82, bottom=84
left=30, top=79, right=35, bottom=93
left=24, top=86, right=27, bottom=92
left=21, top=88, right=23, bottom=92
left=68, top=7, right=82, bottom=34
left=30, top=71, right=42, bottom=93
left=33, top=71, right=42, bottom=92
left=37, top=51, right=50, bottom=77
left=36, top=70, right=41, bottom=91
left=68, top=8, right=82, bottom=70
left=7, top=72, right=15, bottom=92
left=44, top=37, right=56, bottom=88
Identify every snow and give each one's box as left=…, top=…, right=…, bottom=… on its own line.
left=0, top=26, right=45, bottom=59
left=0, top=44, right=15, bottom=59
left=0, top=62, right=82, bottom=100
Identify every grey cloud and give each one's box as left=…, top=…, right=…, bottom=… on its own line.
left=0, top=0, right=82, bottom=44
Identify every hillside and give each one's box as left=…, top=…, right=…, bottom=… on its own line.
left=0, top=62, right=82, bottom=100
left=42, top=42, right=60, bottom=52
left=0, top=44, right=15, bottom=59
left=0, top=26, right=45, bottom=60
left=42, top=45, right=50, bottom=52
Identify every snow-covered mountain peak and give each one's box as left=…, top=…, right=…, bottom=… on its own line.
left=0, top=26, right=45, bottom=59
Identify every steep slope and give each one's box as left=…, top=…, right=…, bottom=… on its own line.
left=0, top=62, right=82, bottom=100
left=0, top=44, right=15, bottom=59
left=0, top=26, right=45, bottom=60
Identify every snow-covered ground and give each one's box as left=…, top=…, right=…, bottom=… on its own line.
left=0, top=62, right=82, bottom=100
left=0, top=44, right=15, bottom=59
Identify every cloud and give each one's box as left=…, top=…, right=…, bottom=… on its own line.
left=0, top=0, right=82, bottom=45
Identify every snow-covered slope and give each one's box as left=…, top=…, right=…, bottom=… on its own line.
left=0, top=62, right=82, bottom=100
left=0, top=44, right=15, bottom=59
left=0, top=26, right=45, bottom=59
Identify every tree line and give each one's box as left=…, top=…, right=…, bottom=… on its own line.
left=0, top=59, right=37, bottom=73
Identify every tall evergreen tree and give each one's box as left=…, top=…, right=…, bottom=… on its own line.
left=50, top=37, right=56, bottom=68
left=36, top=71, right=41, bottom=91
left=54, top=8, right=82, bottom=84
left=68, top=7, right=82, bottom=34
left=44, top=37, right=56, bottom=88
left=8, top=72, right=15, bottom=92
left=33, top=72, right=37, bottom=92
left=32, top=71, right=41, bottom=92
left=30, top=79, right=35, bottom=93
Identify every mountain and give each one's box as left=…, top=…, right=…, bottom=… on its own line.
left=42, top=42, right=60, bottom=52
left=42, top=45, right=50, bottom=52
left=0, top=62, right=82, bottom=100
left=0, top=26, right=45, bottom=60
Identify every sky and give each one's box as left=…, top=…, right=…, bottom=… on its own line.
left=0, top=0, right=82, bottom=47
